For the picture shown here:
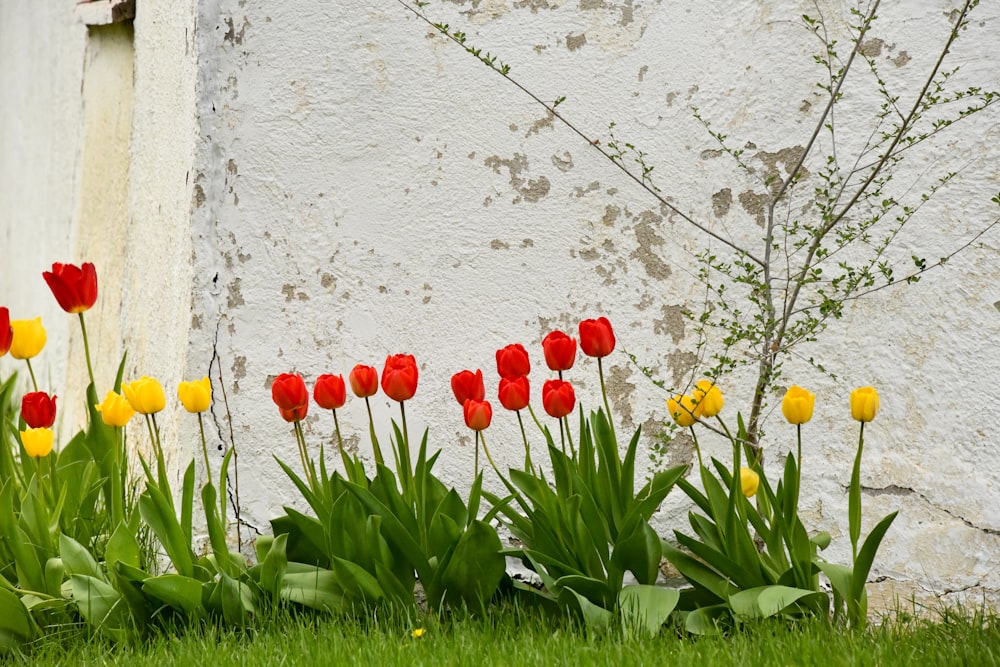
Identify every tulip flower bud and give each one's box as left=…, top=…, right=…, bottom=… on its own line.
left=782, top=386, right=815, bottom=425
left=850, top=386, right=879, bottom=422
left=381, top=354, right=418, bottom=402
left=740, top=467, right=760, bottom=498
left=667, top=394, right=699, bottom=427
left=451, top=369, right=485, bottom=405
left=96, top=390, right=135, bottom=427
left=349, top=364, right=379, bottom=398
left=178, top=377, right=212, bottom=413
left=314, top=374, right=347, bottom=410
left=0, top=307, right=12, bottom=357
left=463, top=398, right=493, bottom=431
left=693, top=379, right=724, bottom=418
left=272, top=373, right=309, bottom=422
left=21, top=427, right=54, bottom=458
left=123, top=376, right=166, bottom=415
left=578, top=317, right=616, bottom=358
left=498, top=376, right=530, bottom=411
left=542, top=379, right=575, bottom=418
left=495, top=343, right=531, bottom=379
left=9, top=317, right=46, bottom=360
left=21, top=391, right=57, bottom=429
left=42, top=262, right=98, bottom=314
left=541, top=331, right=576, bottom=372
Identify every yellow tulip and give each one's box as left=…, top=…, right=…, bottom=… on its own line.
left=21, top=427, right=54, bottom=458
left=667, top=393, right=699, bottom=427
left=693, top=379, right=724, bottom=418
left=95, top=390, right=136, bottom=427
left=178, top=376, right=212, bottom=413
left=782, top=385, right=815, bottom=425
left=122, top=376, right=166, bottom=414
left=850, top=386, right=879, bottom=423
left=740, top=467, right=759, bottom=498
left=9, top=317, right=47, bottom=360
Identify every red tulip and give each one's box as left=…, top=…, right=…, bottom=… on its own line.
left=42, top=262, right=98, bottom=314
left=542, top=331, right=576, bottom=372
left=496, top=343, right=531, bottom=379
left=272, top=373, right=309, bottom=422
left=314, top=374, right=347, bottom=410
left=451, top=369, right=485, bottom=405
left=498, top=376, right=530, bottom=411
left=0, top=307, right=11, bottom=357
left=21, top=391, right=57, bottom=429
left=542, top=379, right=576, bottom=418
left=579, top=317, right=616, bottom=358
left=381, top=354, right=418, bottom=402
left=349, top=364, right=379, bottom=398
left=463, top=398, right=493, bottom=431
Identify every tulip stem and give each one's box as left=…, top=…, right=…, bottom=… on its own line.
left=558, top=418, right=566, bottom=454
left=849, top=422, right=865, bottom=562
left=25, top=359, right=38, bottom=393
left=527, top=404, right=545, bottom=433
left=473, top=431, right=480, bottom=477
left=398, top=401, right=413, bottom=495
left=479, top=431, right=498, bottom=474
left=293, top=420, right=310, bottom=486
left=78, top=313, right=96, bottom=391
left=689, top=426, right=704, bottom=470
left=516, top=411, right=533, bottom=472
left=198, top=413, right=211, bottom=480
left=597, top=357, right=617, bottom=443
left=562, top=415, right=576, bottom=459
left=364, top=397, right=384, bottom=467
left=332, top=409, right=352, bottom=473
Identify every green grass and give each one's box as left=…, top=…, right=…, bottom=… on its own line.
left=10, top=604, right=1000, bottom=667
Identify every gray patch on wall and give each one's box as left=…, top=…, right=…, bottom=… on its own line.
left=483, top=153, right=551, bottom=203
left=712, top=188, right=732, bottom=218
left=631, top=217, right=671, bottom=280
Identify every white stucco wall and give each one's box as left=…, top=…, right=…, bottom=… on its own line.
left=3, top=0, right=998, bottom=610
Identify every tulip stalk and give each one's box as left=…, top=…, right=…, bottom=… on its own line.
left=78, top=313, right=96, bottom=391
left=849, top=422, right=865, bottom=561
left=516, top=411, right=533, bottom=472
left=198, top=413, right=211, bottom=480
left=25, top=359, right=38, bottom=393
left=363, top=397, right=384, bottom=466
left=596, top=357, right=617, bottom=443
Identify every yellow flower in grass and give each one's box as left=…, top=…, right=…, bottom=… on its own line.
left=667, top=393, right=699, bottom=427
left=178, top=376, right=212, bottom=413
left=96, top=390, right=135, bottom=427
left=411, top=628, right=425, bottom=639
left=781, top=386, right=815, bottom=425
left=850, top=386, right=879, bottom=423
left=693, top=379, right=724, bottom=418
left=122, top=376, right=166, bottom=414
left=9, top=317, right=46, bottom=360
left=21, top=427, right=54, bottom=458
left=740, top=467, right=760, bottom=498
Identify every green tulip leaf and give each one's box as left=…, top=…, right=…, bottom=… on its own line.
left=618, top=585, right=679, bottom=637
left=729, top=585, right=825, bottom=619
left=280, top=567, right=343, bottom=613
left=436, top=519, right=505, bottom=612
left=71, top=574, right=131, bottom=640
left=142, top=574, right=204, bottom=616
left=59, top=534, right=105, bottom=582
left=331, top=556, right=386, bottom=605
left=683, top=604, right=730, bottom=635
left=0, top=587, right=37, bottom=649
left=557, top=586, right=613, bottom=632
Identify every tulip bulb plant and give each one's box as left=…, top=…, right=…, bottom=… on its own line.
left=663, top=380, right=897, bottom=631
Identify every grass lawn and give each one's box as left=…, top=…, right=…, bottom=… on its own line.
left=10, top=603, right=999, bottom=667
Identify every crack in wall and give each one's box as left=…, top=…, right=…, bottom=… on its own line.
left=860, top=483, right=1000, bottom=536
